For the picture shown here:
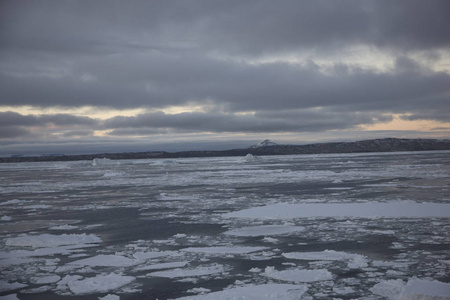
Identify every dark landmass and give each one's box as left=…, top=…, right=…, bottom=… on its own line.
left=1, top=138, right=450, bottom=163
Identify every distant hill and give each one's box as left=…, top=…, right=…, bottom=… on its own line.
left=1, top=138, right=450, bottom=163
left=250, top=139, right=278, bottom=148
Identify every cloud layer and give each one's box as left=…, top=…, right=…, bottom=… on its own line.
left=0, top=0, right=449, bottom=152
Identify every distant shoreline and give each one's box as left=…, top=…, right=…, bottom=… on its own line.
left=1, top=138, right=449, bottom=163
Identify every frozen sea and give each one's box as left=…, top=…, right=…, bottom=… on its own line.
left=1, top=151, right=450, bottom=299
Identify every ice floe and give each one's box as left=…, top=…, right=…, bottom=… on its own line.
left=61, top=273, right=135, bottom=295
left=69, top=254, right=139, bottom=267
left=5, top=233, right=101, bottom=248
left=224, top=202, right=450, bottom=219
left=149, top=264, right=226, bottom=278
left=181, top=246, right=268, bottom=254
left=133, top=261, right=189, bottom=272
left=371, top=278, right=450, bottom=300
left=0, top=281, right=27, bottom=293
left=176, top=283, right=308, bottom=300
left=224, top=225, right=305, bottom=237
left=263, top=266, right=333, bottom=283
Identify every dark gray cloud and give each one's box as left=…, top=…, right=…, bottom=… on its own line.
left=0, top=0, right=449, bottom=149
left=0, top=111, right=98, bottom=127
left=0, top=126, right=31, bottom=139
left=103, top=110, right=392, bottom=133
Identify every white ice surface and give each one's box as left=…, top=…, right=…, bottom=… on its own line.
left=224, top=225, right=305, bottom=237
left=263, top=266, right=333, bottom=283
left=5, top=233, right=101, bottom=248
left=98, top=295, right=120, bottom=300
left=149, top=264, right=226, bottom=278
left=283, top=250, right=365, bottom=261
left=66, top=273, right=135, bottom=295
left=69, top=255, right=138, bottom=267
left=50, top=225, right=78, bottom=230
left=224, top=202, right=450, bottom=219
left=176, top=283, right=308, bottom=300
left=132, top=251, right=177, bottom=261
left=133, top=261, right=189, bottom=272
left=31, top=275, right=61, bottom=284
left=371, top=278, right=450, bottom=299
left=181, top=246, right=268, bottom=254
left=0, top=281, right=27, bottom=293
left=0, top=295, right=20, bottom=300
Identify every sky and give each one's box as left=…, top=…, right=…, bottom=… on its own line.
left=1, top=0, right=449, bottom=155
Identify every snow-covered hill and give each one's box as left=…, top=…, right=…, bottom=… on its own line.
left=250, top=139, right=278, bottom=148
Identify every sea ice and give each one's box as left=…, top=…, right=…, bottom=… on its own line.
left=66, top=273, right=135, bottom=295
left=283, top=250, right=364, bottom=261
left=0, top=281, right=27, bottom=293
left=148, top=264, right=226, bottom=278
left=98, top=294, right=120, bottom=300
left=30, top=275, right=61, bottom=284
left=69, top=255, right=138, bottom=267
left=176, top=283, right=308, bottom=300
left=371, top=278, right=450, bottom=299
left=263, top=266, right=333, bottom=283
left=50, top=224, right=78, bottom=230
left=0, top=295, right=20, bottom=300
left=224, top=225, right=305, bottom=237
left=133, top=261, right=189, bottom=272
left=224, top=202, right=450, bottom=219
left=132, top=251, right=177, bottom=261
left=181, top=246, right=268, bottom=254
left=5, top=233, right=101, bottom=248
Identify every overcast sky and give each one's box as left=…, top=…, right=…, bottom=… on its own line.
left=1, top=0, right=449, bottom=155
